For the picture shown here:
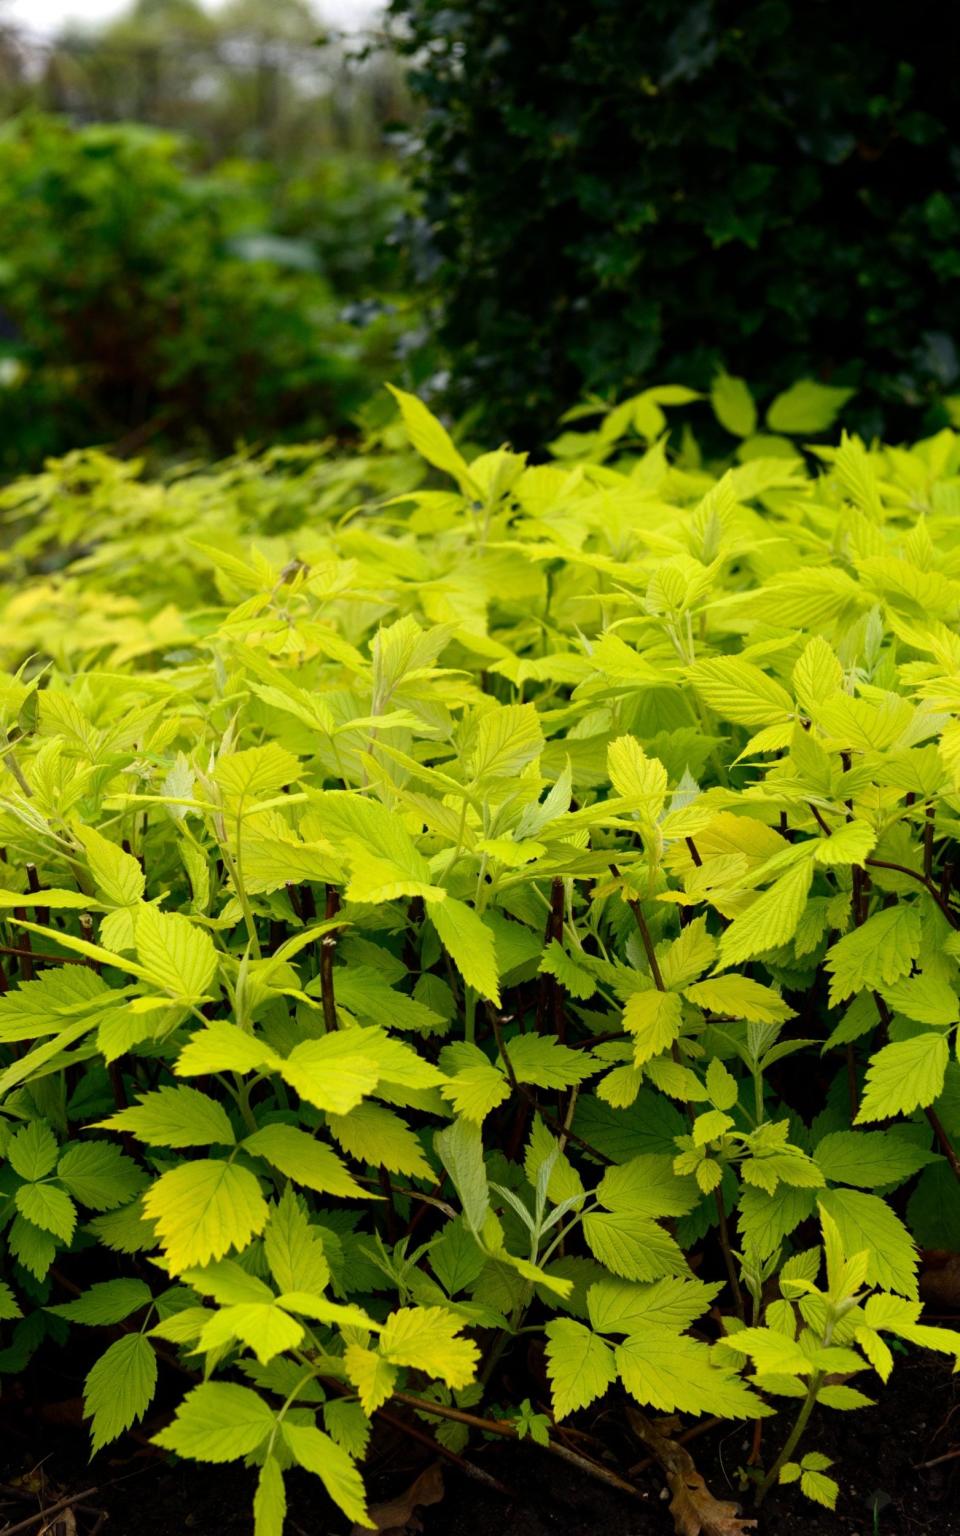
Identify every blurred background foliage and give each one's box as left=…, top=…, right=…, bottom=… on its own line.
left=0, top=0, right=959, bottom=472
left=0, top=0, right=420, bottom=474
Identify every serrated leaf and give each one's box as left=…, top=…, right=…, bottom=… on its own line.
left=430, top=897, right=500, bottom=1005
left=624, top=989, right=682, bottom=1067
left=263, top=1189, right=330, bottom=1295
left=85, top=1333, right=158, bottom=1452
left=154, top=1381, right=274, bottom=1462
left=582, top=1210, right=686, bottom=1281
left=544, top=1318, right=616, bottom=1418
left=75, top=824, right=145, bottom=907
left=817, top=1189, right=918, bottom=1298
left=15, top=1183, right=76, bottom=1242
left=214, top=743, right=301, bottom=800
left=56, top=1141, right=147, bottom=1210
left=616, top=1327, right=768, bottom=1418
left=688, top=656, right=793, bottom=727
left=379, top=1305, right=479, bottom=1389
left=97, top=1085, right=236, bottom=1148
left=143, top=1160, right=268, bottom=1272
left=327, top=1101, right=431, bottom=1179
left=718, top=858, right=813, bottom=968
left=49, top=1278, right=152, bottom=1326
left=387, top=384, right=474, bottom=492
left=135, top=905, right=217, bottom=1002
left=684, top=973, right=793, bottom=1025
left=344, top=1343, right=398, bottom=1415
left=825, top=906, right=922, bottom=1005
left=8, top=1120, right=58, bottom=1181
left=587, top=1275, right=720, bottom=1336
left=244, top=1124, right=371, bottom=1199
left=814, top=1130, right=940, bottom=1189
left=505, top=1032, right=599, bottom=1088
left=254, top=1458, right=286, bottom=1536
left=281, top=1421, right=369, bottom=1526
left=855, top=1034, right=949, bottom=1124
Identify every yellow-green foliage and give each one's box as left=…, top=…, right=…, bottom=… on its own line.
left=0, top=388, right=958, bottom=1524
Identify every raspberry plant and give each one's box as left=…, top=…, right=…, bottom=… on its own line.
left=0, top=385, right=958, bottom=1528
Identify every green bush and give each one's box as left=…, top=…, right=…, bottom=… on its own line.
left=388, top=0, right=960, bottom=445
left=0, top=116, right=409, bottom=474
left=0, top=386, right=959, bottom=1527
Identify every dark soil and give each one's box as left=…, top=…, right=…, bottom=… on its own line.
left=2, top=1347, right=958, bottom=1536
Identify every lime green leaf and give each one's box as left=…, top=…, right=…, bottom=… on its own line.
left=214, top=743, right=301, bottom=800
left=434, top=1117, right=489, bottom=1235
left=801, top=1469, right=839, bottom=1509
left=582, top=1210, right=686, bottom=1281
left=825, top=906, right=921, bottom=1005
left=607, top=736, right=668, bottom=818
left=814, top=1130, right=940, bottom=1189
left=688, top=657, right=793, bottom=727
left=387, top=384, right=474, bottom=492
left=254, top=1458, right=286, bottom=1536
left=379, top=1305, right=479, bottom=1389
left=279, top=1033, right=381, bottom=1115
left=544, top=1319, right=616, bottom=1418
left=49, top=1278, right=152, bottom=1325
left=684, top=974, right=793, bottom=1025
left=430, top=897, right=501, bottom=1005
left=282, top=1421, right=369, bottom=1526
left=817, top=1190, right=918, bottom=1298
left=855, top=1034, right=949, bottom=1124
left=711, top=372, right=756, bottom=438
left=344, top=1343, right=398, bottom=1415
left=75, top=824, right=145, bottom=907
left=616, top=1327, right=768, bottom=1418
left=766, top=380, right=854, bottom=434
left=624, top=989, right=682, bottom=1067
left=154, top=1381, right=275, bottom=1462
left=85, top=1334, right=158, bottom=1452
left=176, top=1020, right=280, bottom=1077
left=506, top=1032, right=599, bottom=1088
left=263, top=1189, right=330, bottom=1295
left=587, top=1275, right=720, bottom=1336
left=135, top=905, right=217, bottom=1002
left=143, top=1160, right=269, bottom=1272
left=718, top=859, right=813, bottom=968
left=327, top=1101, right=431, bottom=1179
left=96, top=1085, right=236, bottom=1148
left=244, top=1124, right=371, bottom=1199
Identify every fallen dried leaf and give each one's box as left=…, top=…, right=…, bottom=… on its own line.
left=627, top=1407, right=757, bottom=1536
left=351, top=1463, right=444, bottom=1536
left=920, top=1250, right=960, bottom=1309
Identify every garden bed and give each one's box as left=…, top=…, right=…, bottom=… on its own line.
left=2, top=1348, right=957, bottom=1535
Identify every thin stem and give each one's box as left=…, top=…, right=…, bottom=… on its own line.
left=864, top=857, right=959, bottom=929
left=755, top=1370, right=823, bottom=1506
left=319, top=885, right=340, bottom=1032
left=713, top=1187, right=745, bottom=1321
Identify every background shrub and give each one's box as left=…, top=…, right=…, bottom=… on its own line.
left=0, top=115, right=411, bottom=473
left=389, top=0, right=960, bottom=444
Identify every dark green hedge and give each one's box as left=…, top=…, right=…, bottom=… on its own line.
left=388, top=0, right=960, bottom=444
